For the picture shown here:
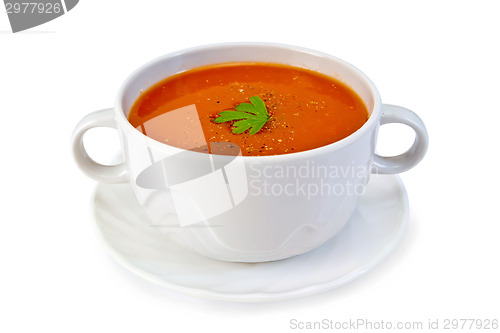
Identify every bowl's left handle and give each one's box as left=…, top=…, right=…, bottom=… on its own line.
left=72, top=108, right=129, bottom=183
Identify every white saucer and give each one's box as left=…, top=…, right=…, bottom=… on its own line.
left=91, top=174, right=409, bottom=302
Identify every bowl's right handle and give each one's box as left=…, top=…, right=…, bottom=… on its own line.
left=373, top=104, right=429, bottom=174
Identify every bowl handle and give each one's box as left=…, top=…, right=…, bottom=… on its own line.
left=373, top=104, right=429, bottom=174
left=71, top=108, right=129, bottom=183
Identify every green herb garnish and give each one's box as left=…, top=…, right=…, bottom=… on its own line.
left=215, top=96, right=270, bottom=135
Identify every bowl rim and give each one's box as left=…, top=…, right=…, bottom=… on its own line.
left=114, top=42, right=382, bottom=161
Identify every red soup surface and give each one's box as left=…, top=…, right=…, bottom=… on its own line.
left=128, top=62, right=369, bottom=156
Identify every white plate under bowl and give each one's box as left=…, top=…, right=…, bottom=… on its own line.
left=91, top=173, right=409, bottom=302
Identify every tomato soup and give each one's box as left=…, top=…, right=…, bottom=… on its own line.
left=128, top=63, right=369, bottom=156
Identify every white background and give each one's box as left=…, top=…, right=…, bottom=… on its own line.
left=1, top=1, right=499, bottom=332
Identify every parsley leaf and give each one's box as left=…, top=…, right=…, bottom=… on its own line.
left=214, top=96, right=270, bottom=135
